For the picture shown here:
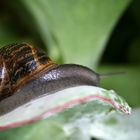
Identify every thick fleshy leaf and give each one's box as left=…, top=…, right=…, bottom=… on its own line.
left=0, top=86, right=131, bottom=129
left=90, top=108, right=140, bottom=140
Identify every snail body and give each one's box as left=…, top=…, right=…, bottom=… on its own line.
left=0, top=43, right=100, bottom=115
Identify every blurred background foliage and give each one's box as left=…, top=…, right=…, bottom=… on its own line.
left=0, top=0, right=139, bottom=107
left=0, top=0, right=140, bottom=139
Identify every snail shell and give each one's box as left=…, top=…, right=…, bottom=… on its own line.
left=0, top=43, right=99, bottom=115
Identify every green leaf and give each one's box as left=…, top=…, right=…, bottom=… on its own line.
left=0, top=121, right=68, bottom=140
left=14, top=0, right=131, bottom=67
left=0, top=86, right=131, bottom=140
left=90, top=108, right=140, bottom=140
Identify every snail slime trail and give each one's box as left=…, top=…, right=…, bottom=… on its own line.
left=0, top=43, right=101, bottom=115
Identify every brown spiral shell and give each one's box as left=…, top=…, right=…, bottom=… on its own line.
left=0, top=43, right=102, bottom=115
left=0, top=43, right=57, bottom=101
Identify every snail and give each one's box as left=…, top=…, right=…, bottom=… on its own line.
left=0, top=43, right=103, bottom=115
